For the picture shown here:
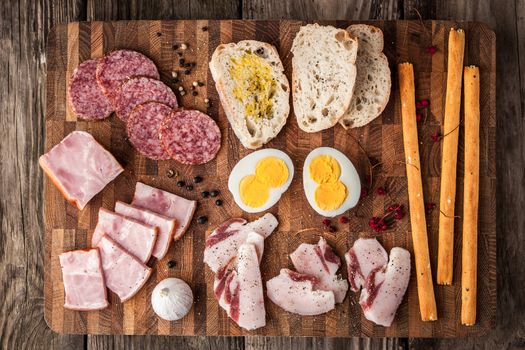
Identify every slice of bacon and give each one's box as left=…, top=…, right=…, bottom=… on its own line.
left=345, top=237, right=388, bottom=292
left=96, top=234, right=152, bottom=302
left=266, top=268, right=335, bottom=316
left=213, top=242, right=266, bottom=330
left=114, top=201, right=176, bottom=260
left=59, top=248, right=108, bottom=311
left=131, top=182, right=196, bottom=240
left=204, top=213, right=277, bottom=273
left=289, top=237, right=348, bottom=303
left=91, top=208, right=157, bottom=263
left=39, top=131, right=123, bottom=210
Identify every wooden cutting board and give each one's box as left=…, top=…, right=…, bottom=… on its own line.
left=43, top=20, right=496, bottom=337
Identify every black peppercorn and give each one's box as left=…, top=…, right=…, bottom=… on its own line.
left=176, top=180, right=185, bottom=187
left=179, top=58, right=185, bottom=64
left=210, top=190, right=220, bottom=197
left=167, top=260, right=176, bottom=268
left=172, top=44, right=179, bottom=50
left=202, top=26, right=208, bottom=32
left=193, top=176, right=203, bottom=183
left=156, top=32, right=162, bottom=37
left=215, top=199, right=223, bottom=206
left=201, top=190, right=210, bottom=198
left=328, top=225, right=337, bottom=233
left=184, top=69, right=191, bottom=75
left=197, top=216, right=208, bottom=224
left=192, top=91, right=198, bottom=96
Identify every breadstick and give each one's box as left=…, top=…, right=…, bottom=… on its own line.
left=461, top=66, right=480, bottom=326
left=437, top=28, right=466, bottom=285
left=398, top=63, right=438, bottom=321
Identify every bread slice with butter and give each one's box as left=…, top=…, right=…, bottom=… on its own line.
left=209, top=40, right=290, bottom=150
left=339, top=25, right=391, bottom=129
left=291, top=23, right=358, bottom=133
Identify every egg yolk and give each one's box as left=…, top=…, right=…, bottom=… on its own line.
left=314, top=182, right=347, bottom=211
left=309, top=155, right=341, bottom=184
left=239, top=174, right=270, bottom=208
left=255, top=157, right=289, bottom=188
left=229, top=52, right=276, bottom=121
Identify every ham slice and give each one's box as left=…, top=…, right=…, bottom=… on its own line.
left=346, top=238, right=411, bottom=327
left=213, top=243, right=266, bottom=330
left=91, top=208, right=157, bottom=263
left=204, top=213, right=278, bottom=273
left=359, top=248, right=410, bottom=327
left=345, top=237, right=388, bottom=292
left=59, top=249, right=108, bottom=310
left=289, top=237, right=348, bottom=303
left=114, top=201, right=176, bottom=260
left=131, top=182, right=196, bottom=240
left=39, top=131, right=123, bottom=210
left=96, top=235, right=152, bottom=302
left=266, top=268, right=335, bottom=316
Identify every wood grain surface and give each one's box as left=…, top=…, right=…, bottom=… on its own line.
left=1, top=0, right=524, bottom=349
left=42, top=19, right=496, bottom=338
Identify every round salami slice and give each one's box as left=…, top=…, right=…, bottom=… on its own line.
left=68, top=59, right=113, bottom=120
left=113, top=77, right=178, bottom=121
left=127, top=102, right=172, bottom=160
left=96, top=50, right=159, bottom=100
left=159, top=110, right=221, bottom=165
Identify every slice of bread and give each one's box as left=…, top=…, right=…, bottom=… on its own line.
left=291, top=23, right=358, bottom=133
left=339, top=25, right=391, bottom=129
left=209, top=40, right=290, bottom=150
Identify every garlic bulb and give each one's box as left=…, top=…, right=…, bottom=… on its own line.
left=151, top=278, right=193, bottom=321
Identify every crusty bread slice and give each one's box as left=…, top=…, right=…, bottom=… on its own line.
left=291, top=23, right=358, bottom=133
left=209, top=40, right=290, bottom=150
left=339, top=25, right=391, bottom=129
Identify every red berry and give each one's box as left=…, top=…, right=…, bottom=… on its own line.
left=328, top=225, right=337, bottom=233
left=381, top=224, right=388, bottom=230
left=416, top=101, right=423, bottom=109
left=425, top=46, right=437, bottom=55
left=394, top=212, right=404, bottom=220
left=425, top=202, right=436, bottom=209
left=322, top=219, right=331, bottom=226
left=388, top=204, right=399, bottom=212
left=420, top=99, right=429, bottom=107
left=416, top=113, right=423, bottom=122
left=376, top=187, right=386, bottom=195
left=360, top=187, right=368, bottom=199
left=368, top=217, right=378, bottom=227
left=339, top=216, right=349, bottom=224
left=431, top=132, right=441, bottom=143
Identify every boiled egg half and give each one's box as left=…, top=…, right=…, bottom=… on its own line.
left=303, top=147, right=361, bottom=217
left=228, top=149, right=294, bottom=213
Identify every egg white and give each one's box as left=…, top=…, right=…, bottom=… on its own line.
left=303, top=147, right=361, bottom=217
left=228, top=149, right=294, bottom=213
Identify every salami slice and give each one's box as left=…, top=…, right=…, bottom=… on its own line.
left=159, top=110, right=221, bottom=165
left=68, top=59, right=113, bottom=120
left=113, top=77, right=178, bottom=121
left=127, top=102, right=172, bottom=160
left=96, top=50, right=159, bottom=101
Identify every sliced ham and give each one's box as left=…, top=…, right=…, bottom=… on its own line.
left=59, top=249, right=108, bottom=311
left=114, top=201, right=176, bottom=260
left=96, top=234, right=152, bottom=302
left=91, top=208, right=157, bottom=263
left=345, top=237, right=388, bottom=292
left=266, top=268, right=335, bottom=316
left=359, top=248, right=410, bottom=327
left=213, top=243, right=266, bottom=330
left=289, top=237, right=348, bottom=303
left=131, top=182, right=196, bottom=240
left=204, top=213, right=278, bottom=273
left=39, top=131, right=123, bottom=210
left=346, top=238, right=411, bottom=327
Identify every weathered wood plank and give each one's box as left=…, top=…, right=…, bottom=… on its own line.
left=411, top=0, right=524, bottom=348
left=0, top=0, right=86, bottom=349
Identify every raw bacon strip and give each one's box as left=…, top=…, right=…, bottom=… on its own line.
left=126, top=102, right=172, bottom=160
left=96, top=235, right=152, bottom=302
left=131, top=182, right=196, bottom=240
left=290, top=237, right=348, bottom=303
left=114, top=77, right=178, bottom=121
left=91, top=208, right=157, bottom=263
left=345, top=238, right=388, bottom=292
left=359, top=248, right=411, bottom=327
left=68, top=59, right=113, bottom=120
left=39, top=131, right=123, bottom=210
left=59, top=249, right=108, bottom=311
left=114, top=201, right=176, bottom=260
left=96, top=49, right=159, bottom=101
left=204, top=213, right=278, bottom=273
left=159, top=109, right=221, bottom=165
left=266, top=268, right=335, bottom=316
left=213, top=243, right=266, bottom=330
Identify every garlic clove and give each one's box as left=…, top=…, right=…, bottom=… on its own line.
left=151, top=278, right=193, bottom=321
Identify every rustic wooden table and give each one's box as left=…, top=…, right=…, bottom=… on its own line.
left=1, top=0, right=523, bottom=349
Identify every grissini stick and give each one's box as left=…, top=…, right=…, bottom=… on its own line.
left=398, top=62, right=438, bottom=321
left=461, top=66, right=480, bottom=326
left=437, top=28, right=466, bottom=285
